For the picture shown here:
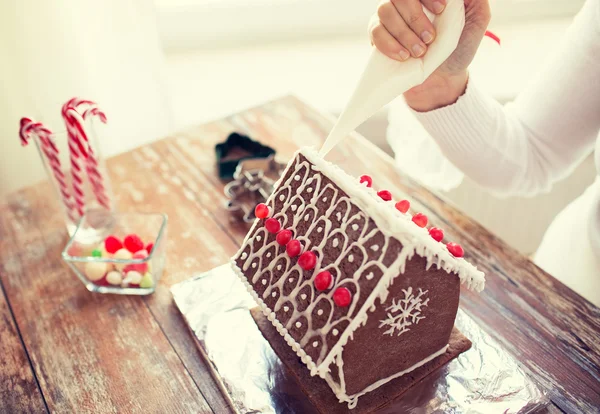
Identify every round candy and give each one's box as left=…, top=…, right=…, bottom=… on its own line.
left=276, top=229, right=293, bottom=245
left=124, top=250, right=149, bottom=273
left=333, top=287, right=352, bottom=307
left=412, top=213, right=428, bottom=228
left=91, top=249, right=102, bottom=258
left=395, top=200, right=410, bottom=213
left=113, top=248, right=133, bottom=271
left=286, top=240, right=302, bottom=257
left=104, top=235, right=123, bottom=254
left=447, top=242, right=464, bottom=258
left=429, top=227, right=444, bottom=242
left=123, top=270, right=143, bottom=286
left=84, top=261, right=108, bottom=282
left=140, top=272, right=154, bottom=288
left=255, top=203, right=270, bottom=219
left=265, top=218, right=281, bottom=234
left=298, top=251, right=317, bottom=271
left=145, top=242, right=154, bottom=253
left=359, top=175, right=373, bottom=188
left=106, top=270, right=123, bottom=286
left=377, top=190, right=392, bottom=201
left=124, top=234, right=144, bottom=253
left=314, top=270, right=333, bottom=291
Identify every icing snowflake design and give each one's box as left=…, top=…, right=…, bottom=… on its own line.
left=379, top=287, right=429, bottom=337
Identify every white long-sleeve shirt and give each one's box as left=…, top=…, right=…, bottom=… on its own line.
left=408, top=0, right=600, bottom=302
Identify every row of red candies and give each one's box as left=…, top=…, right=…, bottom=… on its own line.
left=360, top=175, right=464, bottom=258
left=255, top=203, right=352, bottom=308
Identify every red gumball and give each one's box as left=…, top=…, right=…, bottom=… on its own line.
left=359, top=175, right=373, bottom=188
left=447, top=242, right=464, bottom=258
left=314, top=271, right=333, bottom=291
left=124, top=234, right=144, bottom=253
left=145, top=242, right=154, bottom=253
left=333, top=287, right=352, bottom=307
left=377, top=190, right=392, bottom=201
left=429, top=227, right=444, bottom=242
left=255, top=203, right=270, bottom=219
left=298, top=251, right=317, bottom=271
left=276, top=229, right=292, bottom=245
left=104, top=235, right=123, bottom=254
left=265, top=218, right=281, bottom=234
left=395, top=200, right=410, bottom=214
left=412, top=213, right=428, bottom=228
left=286, top=239, right=302, bottom=257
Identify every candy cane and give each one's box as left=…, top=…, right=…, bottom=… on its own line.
left=19, top=117, right=78, bottom=223
left=61, top=99, right=111, bottom=212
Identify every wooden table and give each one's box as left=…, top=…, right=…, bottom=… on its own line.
left=1, top=96, right=598, bottom=413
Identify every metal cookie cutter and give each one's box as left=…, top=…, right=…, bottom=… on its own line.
left=224, top=154, right=287, bottom=223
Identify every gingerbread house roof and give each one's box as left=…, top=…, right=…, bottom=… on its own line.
left=231, top=147, right=485, bottom=378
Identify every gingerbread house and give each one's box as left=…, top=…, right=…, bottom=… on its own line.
left=231, top=148, right=485, bottom=408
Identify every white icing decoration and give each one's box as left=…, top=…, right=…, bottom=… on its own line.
left=352, top=224, right=359, bottom=231
left=348, top=254, right=354, bottom=263
left=257, top=236, right=262, bottom=242
left=241, top=252, right=248, bottom=260
left=317, top=309, right=323, bottom=316
left=291, top=205, right=298, bottom=211
left=271, top=291, right=277, bottom=297
left=288, top=277, right=294, bottom=283
left=284, top=306, right=289, bottom=312
left=371, top=244, right=379, bottom=251
left=323, top=197, right=328, bottom=202
left=379, top=287, right=429, bottom=337
left=295, top=175, right=301, bottom=181
left=251, top=262, right=257, bottom=269
left=262, top=279, right=267, bottom=285
left=366, top=272, right=374, bottom=280
left=295, top=321, right=302, bottom=328
left=279, top=195, right=285, bottom=201
left=266, top=252, right=272, bottom=258
left=317, top=227, right=323, bottom=233
left=229, top=147, right=485, bottom=408
left=313, top=341, right=319, bottom=348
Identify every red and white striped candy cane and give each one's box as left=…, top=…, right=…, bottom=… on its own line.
left=61, top=105, right=88, bottom=217
left=19, top=117, right=78, bottom=223
left=80, top=106, right=111, bottom=209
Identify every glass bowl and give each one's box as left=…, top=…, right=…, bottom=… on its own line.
left=62, top=212, right=168, bottom=295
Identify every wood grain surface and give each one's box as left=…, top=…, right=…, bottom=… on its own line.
left=1, top=96, right=598, bottom=413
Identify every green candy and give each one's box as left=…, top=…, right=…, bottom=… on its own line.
left=140, top=272, right=154, bottom=288
left=91, top=249, right=102, bottom=258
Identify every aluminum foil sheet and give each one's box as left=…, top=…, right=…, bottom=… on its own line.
left=172, top=265, right=548, bottom=413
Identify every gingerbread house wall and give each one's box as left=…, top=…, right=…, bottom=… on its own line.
left=331, top=254, right=460, bottom=396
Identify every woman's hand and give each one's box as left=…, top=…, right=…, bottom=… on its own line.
left=369, top=0, right=491, bottom=111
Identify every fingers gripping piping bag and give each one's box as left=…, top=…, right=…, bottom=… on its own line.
left=319, top=0, right=465, bottom=156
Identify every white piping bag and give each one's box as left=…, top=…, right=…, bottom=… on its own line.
left=320, top=0, right=465, bottom=156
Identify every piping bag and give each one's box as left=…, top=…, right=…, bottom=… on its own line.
left=319, top=0, right=465, bottom=156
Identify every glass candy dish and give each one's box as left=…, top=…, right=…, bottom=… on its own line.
left=62, top=212, right=168, bottom=295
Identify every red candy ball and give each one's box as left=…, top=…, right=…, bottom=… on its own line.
left=447, top=242, right=464, bottom=258
left=429, top=227, right=444, bottom=242
left=333, top=287, right=352, bottom=307
left=359, top=175, right=373, bottom=188
left=314, top=271, right=333, bottom=291
left=395, top=200, right=410, bottom=214
left=255, top=203, right=270, bottom=219
left=412, top=213, right=428, bottom=228
left=265, top=218, right=281, bottom=234
left=104, top=235, right=123, bottom=254
left=298, top=251, right=317, bottom=271
left=286, top=239, right=302, bottom=257
left=276, top=229, right=292, bottom=245
left=377, top=190, right=392, bottom=201
left=124, top=234, right=144, bottom=253
left=145, top=242, right=154, bottom=253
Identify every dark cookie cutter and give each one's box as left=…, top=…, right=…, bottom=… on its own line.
left=215, top=132, right=276, bottom=179
left=224, top=155, right=286, bottom=223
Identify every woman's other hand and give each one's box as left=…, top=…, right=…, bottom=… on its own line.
left=369, top=0, right=491, bottom=111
